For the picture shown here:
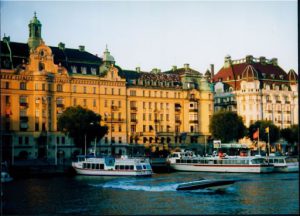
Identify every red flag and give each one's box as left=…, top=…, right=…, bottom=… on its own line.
left=253, top=129, right=259, bottom=139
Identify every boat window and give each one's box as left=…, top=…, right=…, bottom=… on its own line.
left=252, top=158, right=265, bottom=164
left=208, top=160, right=214, bottom=164
left=92, top=164, right=96, bottom=169
left=269, top=159, right=274, bottom=163
left=130, top=165, right=134, bottom=170
left=143, top=165, right=146, bottom=169
left=120, top=165, right=125, bottom=170
left=146, top=165, right=151, bottom=170
left=286, top=158, right=297, bottom=163
left=83, top=163, right=87, bottom=169
left=115, top=165, right=120, bottom=170
left=187, top=160, right=191, bottom=163
left=136, top=165, right=142, bottom=170
left=87, top=163, right=91, bottom=169
left=192, top=160, right=198, bottom=163
left=176, top=159, right=180, bottom=163
left=96, top=164, right=100, bottom=169
left=125, top=165, right=129, bottom=170
left=278, top=159, right=284, bottom=163
left=100, top=164, right=104, bottom=169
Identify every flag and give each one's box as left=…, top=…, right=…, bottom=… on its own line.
left=265, top=127, right=269, bottom=133
left=253, top=129, right=259, bottom=139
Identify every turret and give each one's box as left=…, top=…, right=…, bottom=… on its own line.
left=27, top=12, right=43, bottom=51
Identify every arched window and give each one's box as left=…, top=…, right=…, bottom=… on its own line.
left=39, top=62, right=45, bottom=71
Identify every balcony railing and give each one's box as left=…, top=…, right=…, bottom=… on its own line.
left=20, top=116, right=29, bottom=121
left=189, top=109, right=198, bottom=112
left=105, top=118, right=125, bottom=123
left=130, top=107, right=138, bottom=112
left=130, top=119, right=138, bottom=123
left=175, top=120, right=181, bottom=124
left=20, top=102, right=28, bottom=107
left=56, top=103, right=65, bottom=108
left=154, top=119, right=160, bottom=123
left=189, top=120, right=199, bottom=124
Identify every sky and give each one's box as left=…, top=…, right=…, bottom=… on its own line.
left=1, top=0, right=298, bottom=73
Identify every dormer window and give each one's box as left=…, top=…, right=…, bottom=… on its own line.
left=71, top=66, right=77, bottom=73
left=270, top=74, right=275, bottom=79
left=262, top=73, right=266, bottom=78
left=81, top=67, right=87, bottom=74
left=91, top=68, right=97, bottom=75
left=279, top=75, right=284, bottom=79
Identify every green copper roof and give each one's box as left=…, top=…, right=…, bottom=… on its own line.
left=29, top=12, right=41, bottom=25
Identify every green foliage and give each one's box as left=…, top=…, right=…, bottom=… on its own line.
left=57, top=106, right=108, bottom=152
left=248, top=120, right=280, bottom=143
left=209, top=111, right=246, bottom=143
left=280, top=124, right=299, bottom=144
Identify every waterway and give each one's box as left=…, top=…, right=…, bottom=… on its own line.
left=2, top=172, right=299, bottom=215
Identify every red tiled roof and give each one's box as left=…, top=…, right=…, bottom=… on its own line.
left=213, top=61, right=292, bottom=90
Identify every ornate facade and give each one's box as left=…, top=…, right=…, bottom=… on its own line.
left=213, top=55, right=298, bottom=128
left=1, top=14, right=214, bottom=162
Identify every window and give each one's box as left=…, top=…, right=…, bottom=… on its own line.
left=35, top=83, right=38, bottom=90
left=166, top=114, right=170, bottom=121
left=166, top=103, right=169, bottom=109
left=71, top=66, right=77, bottom=73
left=143, top=113, right=146, bottom=121
left=35, top=122, right=39, bottom=131
left=62, top=137, right=65, bottom=144
left=5, top=82, right=9, bottom=89
left=118, top=89, right=121, bottom=95
left=91, top=68, right=97, bottom=75
left=118, top=125, right=122, bottom=132
left=112, top=88, right=114, bottom=95
left=73, top=98, right=77, bottom=106
left=81, top=67, right=87, bottom=74
left=118, top=101, right=121, bottom=108
left=105, top=100, right=107, bottom=107
left=130, top=90, right=136, bottom=96
left=149, top=113, right=152, bottom=121
left=83, top=86, right=87, bottom=94
left=57, top=84, right=63, bottom=92
left=42, top=83, right=45, bottom=91
left=143, top=125, right=146, bottom=132
left=119, top=137, right=122, bottom=143
left=93, top=99, right=96, bottom=107
left=20, top=82, right=26, bottom=90
left=166, top=92, right=169, bottom=98
left=19, top=136, right=23, bottom=145
left=25, top=137, right=29, bottom=145
left=111, top=137, right=115, bottom=144
left=39, top=62, right=45, bottom=71
left=83, top=99, right=87, bottom=106
left=111, top=125, right=115, bottom=132
left=93, top=87, right=96, bottom=94
left=104, top=88, right=107, bottom=94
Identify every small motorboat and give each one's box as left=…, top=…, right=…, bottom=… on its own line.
left=176, top=179, right=236, bottom=191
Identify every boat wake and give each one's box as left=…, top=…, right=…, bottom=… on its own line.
left=91, top=178, right=179, bottom=192
left=90, top=178, right=235, bottom=193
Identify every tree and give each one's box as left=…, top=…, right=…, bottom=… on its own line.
left=209, top=111, right=246, bottom=143
left=57, top=106, right=108, bottom=154
left=248, top=120, right=280, bottom=143
left=280, top=124, right=299, bottom=144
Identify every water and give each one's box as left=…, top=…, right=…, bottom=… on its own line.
left=2, top=172, right=299, bottom=215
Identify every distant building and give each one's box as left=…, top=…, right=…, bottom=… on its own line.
left=0, top=13, right=214, bottom=162
left=213, top=55, right=298, bottom=128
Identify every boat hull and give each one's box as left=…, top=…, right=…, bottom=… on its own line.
left=176, top=179, right=236, bottom=191
left=273, top=163, right=299, bottom=173
left=73, top=167, right=152, bottom=176
left=170, top=164, right=273, bottom=173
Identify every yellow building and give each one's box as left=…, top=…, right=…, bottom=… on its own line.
left=1, top=14, right=213, bottom=162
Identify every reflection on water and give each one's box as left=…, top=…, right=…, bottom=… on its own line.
left=3, top=172, right=299, bottom=215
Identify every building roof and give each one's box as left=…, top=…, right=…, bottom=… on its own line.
left=0, top=40, right=103, bottom=75
left=213, top=55, right=295, bottom=90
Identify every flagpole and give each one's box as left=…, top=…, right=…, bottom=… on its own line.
left=258, top=129, right=260, bottom=155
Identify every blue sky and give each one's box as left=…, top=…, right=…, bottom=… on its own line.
left=1, top=1, right=297, bottom=73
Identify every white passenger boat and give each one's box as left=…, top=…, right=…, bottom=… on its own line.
left=72, top=155, right=153, bottom=176
left=167, top=151, right=274, bottom=173
left=264, top=156, right=298, bottom=173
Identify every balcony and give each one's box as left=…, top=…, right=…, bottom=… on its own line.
left=130, top=107, right=138, bottom=112
left=175, top=120, right=181, bottom=124
left=189, top=120, right=199, bottom=124
left=20, top=102, right=28, bottom=107
left=154, top=119, right=160, bottom=124
left=20, top=116, right=29, bottom=122
left=20, top=122, right=28, bottom=129
left=105, top=118, right=125, bottom=123
left=175, top=107, right=181, bottom=112
left=189, top=109, right=198, bottom=112
left=56, top=103, right=65, bottom=108
left=189, top=97, right=197, bottom=102
left=130, top=119, right=138, bottom=124
left=276, top=100, right=281, bottom=103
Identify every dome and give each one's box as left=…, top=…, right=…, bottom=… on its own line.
left=242, top=65, right=259, bottom=81
left=102, top=46, right=115, bottom=63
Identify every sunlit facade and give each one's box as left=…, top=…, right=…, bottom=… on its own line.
left=1, top=14, right=214, bottom=162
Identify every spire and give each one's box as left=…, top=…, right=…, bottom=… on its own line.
left=28, top=12, right=43, bottom=51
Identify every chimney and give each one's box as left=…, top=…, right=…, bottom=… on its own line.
left=184, top=63, right=189, bottom=70
left=271, top=58, right=278, bottom=66
left=3, top=35, right=10, bottom=43
left=172, top=65, right=177, bottom=71
left=224, top=55, right=231, bottom=68
left=58, top=42, right=65, bottom=50
left=245, top=55, right=253, bottom=64
left=136, top=67, right=141, bottom=73
left=259, top=56, right=266, bottom=64
left=210, top=64, right=214, bottom=77
left=79, top=45, right=85, bottom=52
